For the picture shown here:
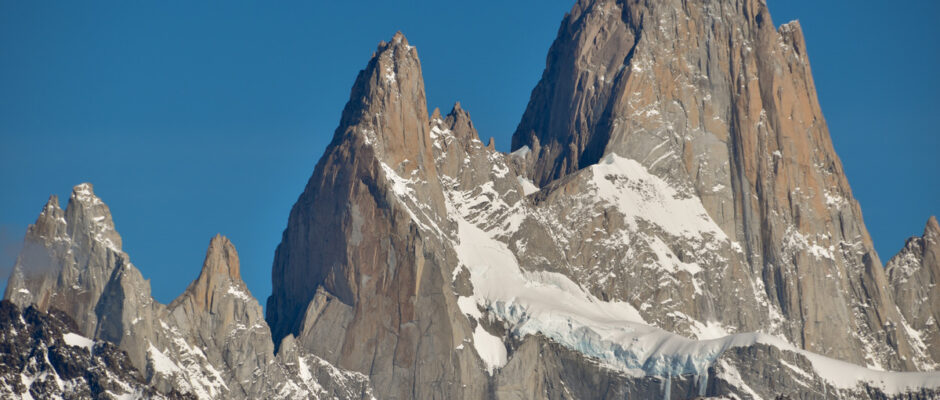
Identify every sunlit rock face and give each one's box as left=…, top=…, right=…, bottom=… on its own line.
left=510, top=0, right=933, bottom=372
left=263, top=2, right=940, bottom=399
left=6, top=0, right=940, bottom=399
left=4, top=187, right=376, bottom=399
left=265, top=32, right=489, bottom=399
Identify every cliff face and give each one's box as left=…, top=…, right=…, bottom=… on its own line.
left=265, top=32, right=486, bottom=399
left=5, top=184, right=167, bottom=372
left=887, top=217, right=940, bottom=367
left=5, top=1, right=940, bottom=399
left=165, top=235, right=276, bottom=398
left=4, top=185, right=375, bottom=399
left=510, top=0, right=928, bottom=371
left=263, top=10, right=940, bottom=399
left=0, top=300, right=193, bottom=400
left=5, top=184, right=124, bottom=336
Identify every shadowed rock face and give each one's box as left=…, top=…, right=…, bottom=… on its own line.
left=4, top=185, right=120, bottom=335
left=166, top=235, right=277, bottom=398
left=264, top=9, right=940, bottom=399
left=510, top=0, right=929, bottom=371
left=5, top=1, right=940, bottom=399
left=265, top=32, right=487, bottom=399
left=0, top=300, right=194, bottom=400
left=4, top=187, right=376, bottom=399
left=887, top=217, right=940, bottom=366
left=4, top=184, right=163, bottom=370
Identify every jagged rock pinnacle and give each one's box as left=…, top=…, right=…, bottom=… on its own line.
left=6, top=2, right=940, bottom=398
left=30, top=195, right=67, bottom=242
left=71, top=182, right=98, bottom=204
left=335, top=31, right=436, bottom=178
left=65, top=182, right=121, bottom=251
left=265, top=31, right=464, bottom=396
left=202, top=234, right=241, bottom=280
left=886, top=215, right=940, bottom=364
left=446, top=102, right=478, bottom=142
left=927, top=216, right=939, bottom=236
left=178, top=234, right=248, bottom=314
left=41, top=194, right=60, bottom=214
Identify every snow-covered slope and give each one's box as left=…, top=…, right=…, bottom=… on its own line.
left=440, top=143, right=940, bottom=397
left=451, top=187, right=940, bottom=395
left=0, top=300, right=187, bottom=400
left=511, top=0, right=931, bottom=373
left=5, top=0, right=939, bottom=398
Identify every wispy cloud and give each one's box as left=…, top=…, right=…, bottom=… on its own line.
left=0, top=225, right=25, bottom=278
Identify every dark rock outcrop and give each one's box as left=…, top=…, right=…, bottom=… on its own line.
left=4, top=186, right=375, bottom=399
left=0, top=300, right=194, bottom=400
left=5, top=1, right=940, bottom=399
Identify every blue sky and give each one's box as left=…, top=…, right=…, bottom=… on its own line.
left=1, top=1, right=937, bottom=306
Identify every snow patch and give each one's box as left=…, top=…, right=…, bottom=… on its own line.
left=590, top=154, right=728, bottom=243
left=510, top=145, right=531, bottom=159
left=226, top=285, right=251, bottom=302
left=689, top=320, right=731, bottom=340
left=148, top=344, right=179, bottom=376
left=63, top=332, right=94, bottom=351
left=445, top=170, right=940, bottom=394
left=516, top=176, right=539, bottom=196
left=471, top=325, right=507, bottom=374
left=783, top=226, right=834, bottom=260
left=824, top=192, right=844, bottom=207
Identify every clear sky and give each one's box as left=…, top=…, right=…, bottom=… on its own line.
left=1, top=1, right=937, bottom=306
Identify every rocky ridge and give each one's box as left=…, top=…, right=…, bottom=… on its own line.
left=264, top=4, right=940, bottom=398
left=886, top=217, right=940, bottom=368
left=265, top=32, right=488, bottom=399
left=4, top=0, right=940, bottom=399
left=510, top=0, right=932, bottom=371
left=4, top=184, right=375, bottom=399
left=0, top=299, right=193, bottom=400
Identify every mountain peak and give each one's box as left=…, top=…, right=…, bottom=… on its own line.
left=202, top=234, right=241, bottom=280
left=371, top=31, right=418, bottom=85
left=926, top=216, right=939, bottom=237
left=336, top=31, right=433, bottom=174
left=174, top=234, right=251, bottom=315
left=31, top=195, right=67, bottom=240
left=390, top=31, right=409, bottom=47
left=505, top=0, right=926, bottom=371
left=69, top=183, right=106, bottom=209
left=64, top=182, right=121, bottom=252
left=266, top=30, right=449, bottom=356
left=447, top=101, right=473, bottom=124
left=41, top=195, right=61, bottom=214
left=434, top=102, right=480, bottom=148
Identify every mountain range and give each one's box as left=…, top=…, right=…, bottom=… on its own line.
left=3, top=0, right=939, bottom=399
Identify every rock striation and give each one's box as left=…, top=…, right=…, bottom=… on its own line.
left=265, top=20, right=940, bottom=400
left=266, top=31, right=488, bottom=399
left=4, top=184, right=375, bottom=399
left=510, top=0, right=930, bottom=372
left=165, top=234, right=276, bottom=398
left=0, top=299, right=194, bottom=400
left=5, top=0, right=940, bottom=399
left=887, top=216, right=940, bottom=367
